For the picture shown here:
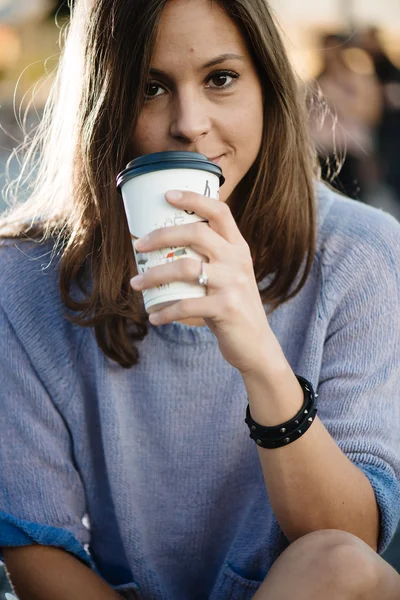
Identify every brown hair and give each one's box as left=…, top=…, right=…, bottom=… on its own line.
left=0, top=0, right=317, bottom=367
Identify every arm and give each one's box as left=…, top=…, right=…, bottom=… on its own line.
left=3, top=546, right=121, bottom=600
left=242, top=357, right=380, bottom=549
left=241, top=215, right=400, bottom=552
left=0, top=302, right=103, bottom=590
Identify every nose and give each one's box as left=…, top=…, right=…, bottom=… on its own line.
left=169, top=88, right=211, bottom=144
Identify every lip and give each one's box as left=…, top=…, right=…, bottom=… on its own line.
left=209, top=155, right=224, bottom=165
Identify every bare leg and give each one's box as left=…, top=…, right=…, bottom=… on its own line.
left=252, top=529, right=400, bottom=600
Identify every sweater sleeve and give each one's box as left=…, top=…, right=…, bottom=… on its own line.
left=0, top=302, right=93, bottom=568
left=317, top=211, right=400, bottom=554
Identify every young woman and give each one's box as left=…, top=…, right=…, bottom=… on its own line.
left=0, top=1, right=399, bottom=599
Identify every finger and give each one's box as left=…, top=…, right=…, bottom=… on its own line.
left=134, top=221, right=229, bottom=262
left=130, top=257, right=231, bottom=292
left=165, top=190, right=245, bottom=246
left=148, top=294, right=219, bottom=326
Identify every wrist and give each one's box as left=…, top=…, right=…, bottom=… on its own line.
left=245, top=376, right=318, bottom=448
left=241, top=360, right=304, bottom=427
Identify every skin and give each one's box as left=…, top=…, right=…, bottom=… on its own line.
left=131, top=0, right=264, bottom=205
left=131, top=0, right=264, bottom=331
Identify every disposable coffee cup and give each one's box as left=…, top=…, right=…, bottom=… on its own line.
left=117, top=151, right=224, bottom=314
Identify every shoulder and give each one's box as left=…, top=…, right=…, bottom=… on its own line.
left=0, top=237, right=85, bottom=365
left=315, top=183, right=400, bottom=312
left=316, top=183, right=400, bottom=267
left=0, top=237, right=62, bottom=314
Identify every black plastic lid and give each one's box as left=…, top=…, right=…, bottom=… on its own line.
left=116, top=151, right=225, bottom=191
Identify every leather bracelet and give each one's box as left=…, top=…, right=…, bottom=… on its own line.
left=244, top=375, right=318, bottom=449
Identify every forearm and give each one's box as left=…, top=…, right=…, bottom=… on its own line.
left=3, top=545, right=121, bottom=600
left=241, top=344, right=379, bottom=550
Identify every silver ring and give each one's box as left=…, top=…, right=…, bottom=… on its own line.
left=198, top=261, right=209, bottom=287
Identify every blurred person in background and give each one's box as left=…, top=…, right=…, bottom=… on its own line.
left=311, top=33, right=382, bottom=200
left=358, top=27, right=400, bottom=204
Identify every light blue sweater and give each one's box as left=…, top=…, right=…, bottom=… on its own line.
left=0, top=184, right=400, bottom=600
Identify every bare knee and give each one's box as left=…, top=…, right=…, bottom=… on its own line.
left=287, top=528, right=372, bottom=557
left=272, top=530, right=381, bottom=595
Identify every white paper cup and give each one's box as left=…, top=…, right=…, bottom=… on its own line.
left=117, top=151, right=224, bottom=314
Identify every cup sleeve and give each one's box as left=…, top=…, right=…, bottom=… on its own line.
left=0, top=303, right=94, bottom=569
left=317, top=233, right=400, bottom=555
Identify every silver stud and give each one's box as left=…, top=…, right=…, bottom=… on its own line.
left=280, top=427, right=286, bottom=433
left=294, top=420, right=299, bottom=425
left=298, top=429, right=302, bottom=434
left=256, top=439, right=263, bottom=445
left=284, top=437, right=290, bottom=444
left=304, top=409, right=309, bottom=414
left=315, top=393, right=319, bottom=398
left=251, top=425, right=257, bottom=431
left=308, top=417, right=313, bottom=422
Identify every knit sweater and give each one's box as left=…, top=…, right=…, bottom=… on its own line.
left=0, top=184, right=399, bottom=600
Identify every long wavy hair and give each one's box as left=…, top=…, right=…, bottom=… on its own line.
left=0, top=0, right=317, bottom=367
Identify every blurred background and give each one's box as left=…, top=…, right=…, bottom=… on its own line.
left=0, top=0, right=400, bottom=215
left=0, top=0, right=398, bottom=582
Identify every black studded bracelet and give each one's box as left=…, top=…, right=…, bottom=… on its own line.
left=244, top=375, right=318, bottom=449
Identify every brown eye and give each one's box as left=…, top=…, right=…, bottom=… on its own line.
left=211, top=74, right=230, bottom=87
left=206, top=70, right=239, bottom=90
left=145, top=83, right=165, bottom=99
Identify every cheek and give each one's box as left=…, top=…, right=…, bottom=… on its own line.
left=220, top=100, right=263, bottom=202
left=229, top=93, right=263, bottom=151
left=232, top=107, right=263, bottom=162
left=247, top=99, right=263, bottom=143
left=131, top=114, right=165, bottom=155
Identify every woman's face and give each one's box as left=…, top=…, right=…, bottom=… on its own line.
left=131, top=0, right=264, bottom=203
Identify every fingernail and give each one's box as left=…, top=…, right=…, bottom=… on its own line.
left=134, top=236, right=148, bottom=250
left=166, top=190, right=183, bottom=202
left=149, top=312, right=160, bottom=325
left=130, top=274, right=144, bottom=289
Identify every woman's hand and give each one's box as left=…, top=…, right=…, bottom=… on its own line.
left=130, top=189, right=275, bottom=375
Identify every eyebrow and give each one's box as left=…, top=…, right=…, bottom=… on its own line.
left=149, top=53, right=246, bottom=78
left=202, top=53, right=246, bottom=69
